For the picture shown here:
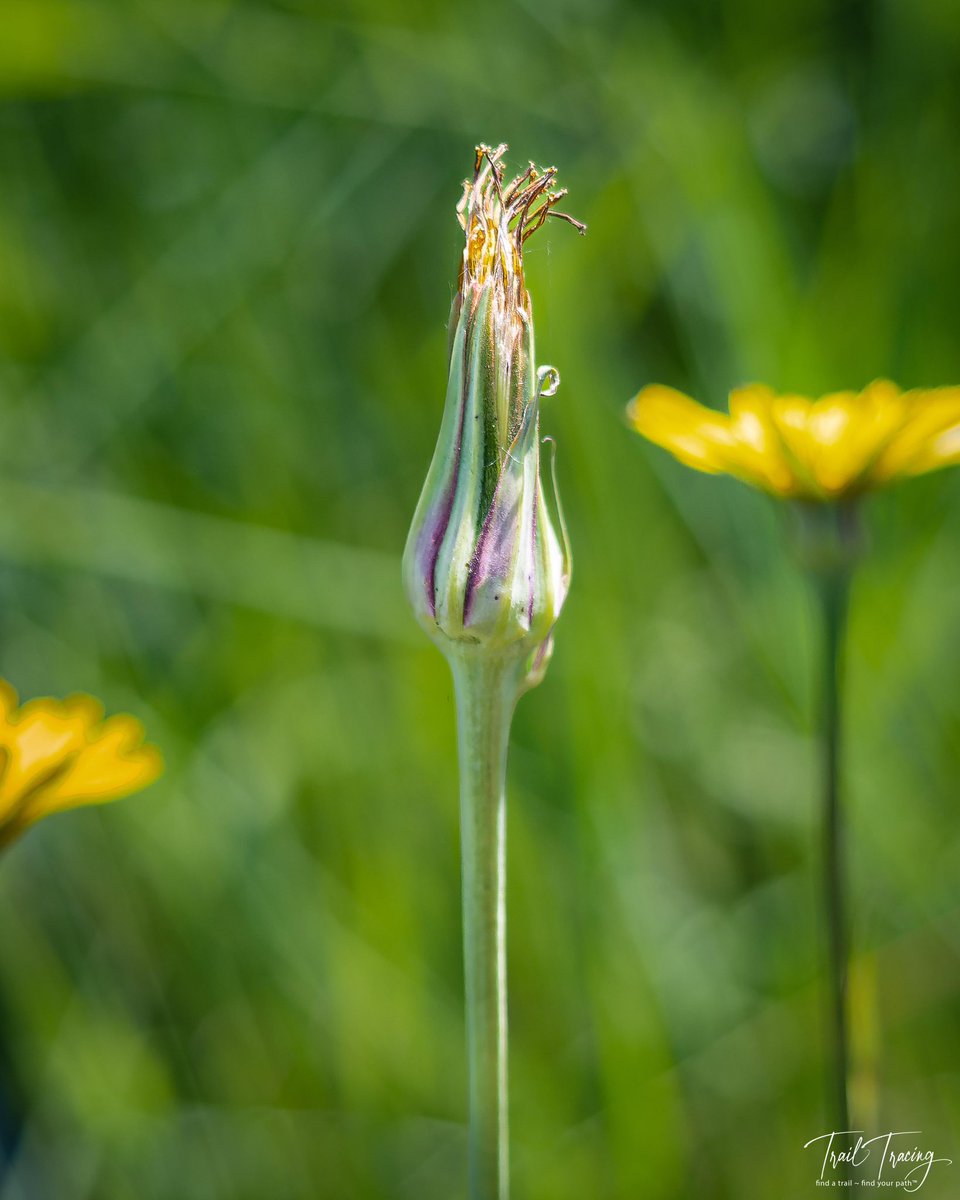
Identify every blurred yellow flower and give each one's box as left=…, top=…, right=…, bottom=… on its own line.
left=0, top=682, right=162, bottom=848
left=627, top=380, right=960, bottom=499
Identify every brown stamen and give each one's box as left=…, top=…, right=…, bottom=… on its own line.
left=460, top=143, right=585, bottom=286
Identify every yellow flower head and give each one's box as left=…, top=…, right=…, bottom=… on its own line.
left=0, top=682, right=162, bottom=848
left=627, top=380, right=960, bottom=500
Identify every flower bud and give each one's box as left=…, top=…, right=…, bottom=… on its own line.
left=403, top=144, right=582, bottom=683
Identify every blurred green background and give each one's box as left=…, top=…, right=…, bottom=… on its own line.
left=0, top=0, right=958, bottom=1196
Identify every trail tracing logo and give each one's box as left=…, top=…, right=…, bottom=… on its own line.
left=804, top=1131, right=952, bottom=1192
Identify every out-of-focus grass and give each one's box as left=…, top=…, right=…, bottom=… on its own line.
left=0, top=1, right=958, bottom=1197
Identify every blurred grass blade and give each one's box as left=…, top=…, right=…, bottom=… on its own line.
left=0, top=479, right=411, bottom=640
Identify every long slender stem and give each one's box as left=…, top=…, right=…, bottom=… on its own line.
left=817, top=570, right=851, bottom=1140
left=451, top=653, right=516, bottom=1200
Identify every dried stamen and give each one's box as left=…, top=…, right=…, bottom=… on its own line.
left=459, top=142, right=586, bottom=291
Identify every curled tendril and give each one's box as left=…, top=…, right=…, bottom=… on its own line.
left=537, top=365, right=561, bottom=398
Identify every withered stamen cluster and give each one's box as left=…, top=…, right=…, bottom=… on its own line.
left=456, top=143, right=586, bottom=295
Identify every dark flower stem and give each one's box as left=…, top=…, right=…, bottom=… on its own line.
left=451, top=654, right=515, bottom=1200
left=816, top=568, right=852, bottom=1141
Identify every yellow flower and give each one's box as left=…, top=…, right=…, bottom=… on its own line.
left=627, top=380, right=960, bottom=500
left=0, top=682, right=162, bottom=848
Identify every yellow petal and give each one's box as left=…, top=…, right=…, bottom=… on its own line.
left=809, top=382, right=905, bottom=494
left=0, top=682, right=18, bottom=721
left=0, top=701, right=90, bottom=818
left=624, top=386, right=739, bottom=475
left=726, top=385, right=798, bottom=495
left=0, top=687, right=162, bottom=845
left=627, top=385, right=735, bottom=474
left=924, top=423, right=960, bottom=468
left=763, top=393, right=821, bottom=496
left=23, top=714, right=163, bottom=824
left=872, top=387, right=960, bottom=479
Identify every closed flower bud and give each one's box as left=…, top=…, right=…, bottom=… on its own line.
left=404, top=144, right=582, bottom=683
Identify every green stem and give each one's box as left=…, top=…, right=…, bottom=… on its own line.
left=451, top=653, right=516, bottom=1200
left=817, top=570, right=852, bottom=1142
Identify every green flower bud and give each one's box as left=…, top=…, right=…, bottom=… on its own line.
left=404, top=144, right=582, bottom=684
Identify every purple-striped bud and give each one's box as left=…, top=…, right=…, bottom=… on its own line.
left=404, top=144, right=582, bottom=684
